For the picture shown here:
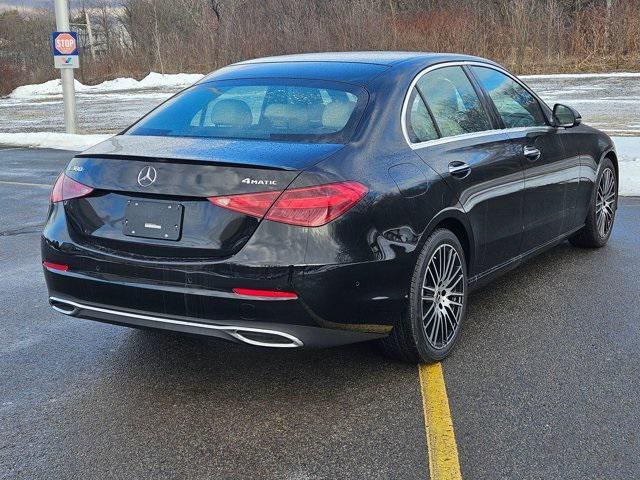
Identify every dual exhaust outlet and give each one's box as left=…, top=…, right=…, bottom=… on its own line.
left=49, top=296, right=303, bottom=348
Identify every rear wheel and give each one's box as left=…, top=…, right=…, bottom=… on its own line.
left=379, top=228, right=468, bottom=363
left=569, top=158, right=617, bottom=248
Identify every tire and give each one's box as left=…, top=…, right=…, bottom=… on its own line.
left=569, top=157, right=617, bottom=248
left=379, top=228, right=468, bottom=363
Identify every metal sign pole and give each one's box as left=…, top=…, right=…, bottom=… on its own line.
left=54, top=0, right=77, bottom=134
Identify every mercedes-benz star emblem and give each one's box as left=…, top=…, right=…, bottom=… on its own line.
left=137, top=166, right=157, bottom=187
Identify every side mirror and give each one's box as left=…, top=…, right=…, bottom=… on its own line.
left=553, top=104, right=581, bottom=128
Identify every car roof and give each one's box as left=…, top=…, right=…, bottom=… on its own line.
left=234, top=51, right=491, bottom=66
left=198, top=52, right=499, bottom=86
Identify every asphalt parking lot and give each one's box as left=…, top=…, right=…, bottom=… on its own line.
left=1, top=147, right=639, bottom=479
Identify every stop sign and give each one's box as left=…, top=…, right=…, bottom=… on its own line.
left=55, top=33, right=76, bottom=55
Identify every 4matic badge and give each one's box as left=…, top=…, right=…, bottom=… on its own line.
left=241, top=177, right=278, bottom=186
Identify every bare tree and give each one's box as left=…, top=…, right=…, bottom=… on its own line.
left=1, top=0, right=640, bottom=94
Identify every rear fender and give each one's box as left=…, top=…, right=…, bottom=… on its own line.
left=418, top=206, right=476, bottom=275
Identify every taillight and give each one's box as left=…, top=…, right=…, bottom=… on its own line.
left=267, top=182, right=367, bottom=227
left=51, top=173, right=94, bottom=203
left=208, top=181, right=367, bottom=227
left=208, top=190, right=281, bottom=218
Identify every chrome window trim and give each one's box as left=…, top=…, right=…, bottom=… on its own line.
left=407, top=126, right=554, bottom=150
left=401, top=61, right=552, bottom=150
left=407, top=128, right=502, bottom=150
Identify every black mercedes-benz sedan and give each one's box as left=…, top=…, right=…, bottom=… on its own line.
left=42, top=52, right=618, bottom=363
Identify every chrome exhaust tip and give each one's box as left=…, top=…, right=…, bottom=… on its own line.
left=49, top=297, right=79, bottom=315
left=227, top=329, right=303, bottom=348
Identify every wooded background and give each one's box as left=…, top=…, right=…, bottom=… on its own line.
left=1, top=0, right=639, bottom=94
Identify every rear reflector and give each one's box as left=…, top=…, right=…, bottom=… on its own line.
left=208, top=181, right=367, bottom=227
left=51, top=173, right=94, bottom=203
left=43, top=261, right=69, bottom=272
left=232, top=288, right=298, bottom=299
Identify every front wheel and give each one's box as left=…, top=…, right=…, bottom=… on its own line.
left=569, top=158, right=617, bottom=248
left=379, top=228, right=468, bottom=363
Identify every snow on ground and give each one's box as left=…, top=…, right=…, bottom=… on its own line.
left=521, top=72, right=640, bottom=80
left=523, top=74, right=640, bottom=137
left=0, top=132, right=111, bottom=151
left=9, top=72, right=204, bottom=99
left=2, top=71, right=637, bottom=136
left=7, top=71, right=638, bottom=99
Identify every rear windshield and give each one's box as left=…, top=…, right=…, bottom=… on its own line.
left=127, top=79, right=368, bottom=144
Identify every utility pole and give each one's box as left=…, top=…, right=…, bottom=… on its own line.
left=54, top=0, right=78, bottom=134
left=85, top=10, right=96, bottom=60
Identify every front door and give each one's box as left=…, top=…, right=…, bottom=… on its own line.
left=507, top=127, right=573, bottom=251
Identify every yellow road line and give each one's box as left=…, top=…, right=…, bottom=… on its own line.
left=0, top=180, right=51, bottom=188
left=418, top=362, right=462, bottom=480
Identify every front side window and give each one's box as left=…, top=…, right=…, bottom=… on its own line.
left=417, top=66, right=491, bottom=138
left=128, top=80, right=366, bottom=144
left=407, top=89, right=438, bottom=143
left=471, top=66, right=547, bottom=129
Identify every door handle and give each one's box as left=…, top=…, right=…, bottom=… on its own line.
left=448, top=161, right=471, bottom=178
left=523, top=146, right=541, bottom=161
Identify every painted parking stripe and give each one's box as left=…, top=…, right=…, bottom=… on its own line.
left=418, top=362, right=462, bottom=480
left=0, top=180, right=51, bottom=188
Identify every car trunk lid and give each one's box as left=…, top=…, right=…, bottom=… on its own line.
left=63, top=135, right=343, bottom=259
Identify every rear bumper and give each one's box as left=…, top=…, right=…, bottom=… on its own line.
left=41, top=198, right=410, bottom=347
left=42, top=265, right=389, bottom=348
left=48, top=294, right=382, bottom=348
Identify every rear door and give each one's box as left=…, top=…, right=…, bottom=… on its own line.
left=469, top=65, right=580, bottom=252
left=408, top=65, right=525, bottom=276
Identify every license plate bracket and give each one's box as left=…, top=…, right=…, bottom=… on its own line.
left=123, top=200, right=184, bottom=241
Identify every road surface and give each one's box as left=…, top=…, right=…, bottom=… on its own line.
left=1, top=147, right=639, bottom=479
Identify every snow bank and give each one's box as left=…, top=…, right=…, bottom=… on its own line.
left=521, top=72, right=640, bottom=80
left=619, top=161, right=640, bottom=196
left=613, top=136, right=640, bottom=196
left=0, top=132, right=111, bottom=151
left=9, top=72, right=204, bottom=99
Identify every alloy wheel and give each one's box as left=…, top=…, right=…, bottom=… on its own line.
left=596, top=167, right=616, bottom=238
left=421, top=244, right=465, bottom=350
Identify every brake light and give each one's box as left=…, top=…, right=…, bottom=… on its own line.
left=233, top=288, right=298, bottom=299
left=51, top=173, right=94, bottom=203
left=208, top=181, right=367, bottom=227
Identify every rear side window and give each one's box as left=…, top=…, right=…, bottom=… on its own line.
left=471, top=66, right=547, bottom=129
left=407, top=89, right=438, bottom=143
left=127, top=80, right=367, bottom=144
left=417, top=66, right=491, bottom=138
